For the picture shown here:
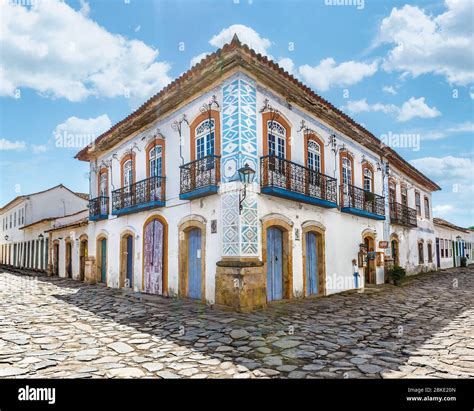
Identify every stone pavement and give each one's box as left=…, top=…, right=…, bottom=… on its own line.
left=0, top=267, right=472, bottom=379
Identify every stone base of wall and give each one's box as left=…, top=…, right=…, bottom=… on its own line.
left=215, top=259, right=266, bottom=312
left=84, top=257, right=97, bottom=284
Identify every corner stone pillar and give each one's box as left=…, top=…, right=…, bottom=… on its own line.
left=215, top=75, right=266, bottom=311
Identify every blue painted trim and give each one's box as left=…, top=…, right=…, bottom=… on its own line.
left=261, top=186, right=337, bottom=209
left=112, top=200, right=165, bottom=216
left=341, top=207, right=386, bottom=220
left=89, top=214, right=108, bottom=221
left=179, top=185, right=219, bottom=200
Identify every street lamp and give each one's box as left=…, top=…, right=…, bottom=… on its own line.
left=238, top=163, right=256, bottom=214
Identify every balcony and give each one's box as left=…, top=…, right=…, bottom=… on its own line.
left=89, top=196, right=109, bottom=221
left=390, top=202, right=417, bottom=227
left=112, top=176, right=165, bottom=216
left=340, top=183, right=385, bottom=220
left=179, top=155, right=220, bottom=200
left=260, top=155, right=338, bottom=208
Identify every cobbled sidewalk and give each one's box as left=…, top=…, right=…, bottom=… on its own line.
left=0, top=267, right=472, bottom=379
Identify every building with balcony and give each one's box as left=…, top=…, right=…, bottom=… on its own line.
left=74, top=36, right=441, bottom=311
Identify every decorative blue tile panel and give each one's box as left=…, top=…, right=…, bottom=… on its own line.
left=221, top=75, right=259, bottom=257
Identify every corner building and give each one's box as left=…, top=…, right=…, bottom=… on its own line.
left=76, top=36, right=441, bottom=311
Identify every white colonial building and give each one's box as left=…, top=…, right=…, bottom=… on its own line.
left=433, top=218, right=474, bottom=269
left=72, top=36, right=444, bottom=311
left=0, top=185, right=88, bottom=272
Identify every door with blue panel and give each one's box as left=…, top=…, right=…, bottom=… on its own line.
left=188, top=228, right=202, bottom=300
left=266, top=227, right=283, bottom=301
left=101, top=238, right=107, bottom=283
left=126, top=235, right=133, bottom=288
left=306, top=232, right=318, bottom=296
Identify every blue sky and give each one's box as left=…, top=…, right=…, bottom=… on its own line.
left=0, top=0, right=472, bottom=226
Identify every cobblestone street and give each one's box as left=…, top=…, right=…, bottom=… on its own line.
left=0, top=267, right=472, bottom=379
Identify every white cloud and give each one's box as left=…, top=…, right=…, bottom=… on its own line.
left=433, top=204, right=454, bottom=215
left=277, top=57, right=296, bottom=76
left=32, top=144, right=48, bottom=154
left=0, top=138, right=27, bottom=151
left=190, top=52, right=210, bottom=68
left=0, top=1, right=172, bottom=102
left=52, top=114, right=112, bottom=148
left=377, top=1, right=474, bottom=86
left=344, top=96, right=440, bottom=122
left=397, top=97, right=441, bottom=122
left=383, top=85, right=397, bottom=95
left=79, top=0, right=90, bottom=17
left=299, top=58, right=377, bottom=92
left=345, top=98, right=397, bottom=114
left=410, top=156, right=473, bottom=183
left=209, top=24, right=272, bottom=56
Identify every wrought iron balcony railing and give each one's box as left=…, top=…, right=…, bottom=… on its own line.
left=112, top=175, right=165, bottom=214
left=89, top=196, right=109, bottom=220
left=260, top=155, right=338, bottom=206
left=340, top=183, right=385, bottom=219
left=180, top=155, right=220, bottom=199
left=390, top=202, right=417, bottom=227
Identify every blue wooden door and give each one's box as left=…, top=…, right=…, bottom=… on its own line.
left=188, top=228, right=202, bottom=300
left=126, top=235, right=133, bottom=288
left=306, top=232, right=318, bottom=296
left=101, top=238, right=107, bottom=283
left=266, top=227, right=283, bottom=301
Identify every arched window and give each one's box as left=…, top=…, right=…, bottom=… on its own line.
left=363, top=165, right=373, bottom=192
left=342, top=157, right=352, bottom=187
left=99, top=169, right=107, bottom=196
left=195, top=119, right=215, bottom=159
left=307, top=140, right=321, bottom=172
left=149, top=146, right=162, bottom=177
left=268, top=121, right=286, bottom=159
left=424, top=196, right=430, bottom=219
left=418, top=241, right=424, bottom=264
left=401, top=184, right=408, bottom=207
left=123, top=159, right=133, bottom=188
left=415, top=192, right=421, bottom=216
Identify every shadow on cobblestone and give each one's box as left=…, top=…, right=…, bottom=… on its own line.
left=0, top=267, right=472, bottom=379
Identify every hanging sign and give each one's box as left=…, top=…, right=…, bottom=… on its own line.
left=379, top=241, right=389, bottom=249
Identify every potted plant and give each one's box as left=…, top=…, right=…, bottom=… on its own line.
left=388, top=265, right=406, bottom=286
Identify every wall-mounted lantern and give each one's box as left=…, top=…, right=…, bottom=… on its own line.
left=238, top=163, right=256, bottom=214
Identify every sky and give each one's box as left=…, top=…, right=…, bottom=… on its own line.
left=0, top=0, right=473, bottom=226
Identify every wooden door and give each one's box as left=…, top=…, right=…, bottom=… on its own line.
left=144, top=219, right=164, bottom=295
left=187, top=228, right=202, bottom=300
left=266, top=227, right=283, bottom=301
left=305, top=232, right=318, bottom=296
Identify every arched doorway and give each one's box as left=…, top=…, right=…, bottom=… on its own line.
left=143, top=216, right=167, bottom=295
left=53, top=241, right=59, bottom=276
left=79, top=236, right=88, bottom=281
left=65, top=240, right=72, bottom=278
left=363, top=233, right=376, bottom=285
left=302, top=224, right=326, bottom=297
left=120, top=232, right=134, bottom=289
left=262, top=216, right=293, bottom=302
left=391, top=235, right=400, bottom=266
left=96, top=236, right=107, bottom=284
left=178, top=217, right=206, bottom=302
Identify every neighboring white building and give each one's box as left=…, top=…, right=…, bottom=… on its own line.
left=0, top=185, right=88, bottom=272
left=433, top=218, right=474, bottom=269
left=74, top=36, right=441, bottom=311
